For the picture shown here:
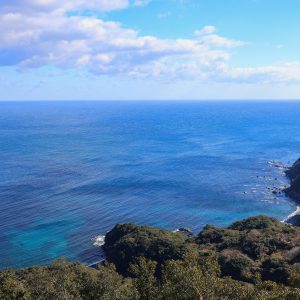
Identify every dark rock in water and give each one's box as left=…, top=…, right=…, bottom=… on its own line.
left=286, top=214, right=300, bottom=227
left=176, top=227, right=194, bottom=237
left=284, top=158, right=300, bottom=204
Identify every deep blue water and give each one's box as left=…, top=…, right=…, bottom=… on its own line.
left=0, top=101, right=299, bottom=269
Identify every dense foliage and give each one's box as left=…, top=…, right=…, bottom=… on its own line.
left=1, top=216, right=300, bottom=299
left=197, top=216, right=300, bottom=284
left=103, top=223, right=192, bottom=275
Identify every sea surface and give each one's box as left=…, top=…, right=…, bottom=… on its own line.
left=0, top=100, right=299, bottom=269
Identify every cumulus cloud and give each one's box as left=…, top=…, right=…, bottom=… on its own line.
left=0, top=3, right=241, bottom=79
left=0, top=2, right=299, bottom=84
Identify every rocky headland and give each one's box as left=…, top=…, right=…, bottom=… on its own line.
left=285, top=158, right=300, bottom=226
left=103, top=216, right=300, bottom=288
left=285, top=158, right=300, bottom=204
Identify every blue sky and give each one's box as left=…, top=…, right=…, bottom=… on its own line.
left=1, top=0, right=300, bottom=100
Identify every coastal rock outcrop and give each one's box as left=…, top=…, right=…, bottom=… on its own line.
left=287, top=214, right=300, bottom=226
left=175, top=227, right=194, bottom=237
left=284, top=158, right=300, bottom=226
left=285, top=158, right=300, bottom=205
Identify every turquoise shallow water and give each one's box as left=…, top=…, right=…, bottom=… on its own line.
left=0, top=100, right=299, bottom=269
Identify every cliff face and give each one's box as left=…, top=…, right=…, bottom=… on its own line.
left=284, top=158, right=300, bottom=225
left=286, top=158, right=300, bottom=182
left=285, top=158, right=300, bottom=204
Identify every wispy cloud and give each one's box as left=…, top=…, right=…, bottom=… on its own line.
left=133, top=0, right=151, bottom=7
left=194, top=25, right=217, bottom=36
left=157, top=11, right=172, bottom=19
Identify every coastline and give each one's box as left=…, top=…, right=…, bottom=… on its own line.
left=86, top=157, right=300, bottom=269
left=283, top=158, right=300, bottom=226
left=285, top=206, right=300, bottom=226
left=284, top=206, right=300, bottom=221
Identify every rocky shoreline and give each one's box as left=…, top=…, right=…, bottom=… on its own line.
left=88, top=156, right=300, bottom=269
left=284, top=158, right=300, bottom=226
left=285, top=207, right=300, bottom=226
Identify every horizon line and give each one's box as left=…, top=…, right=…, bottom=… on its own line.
left=1, top=99, right=300, bottom=103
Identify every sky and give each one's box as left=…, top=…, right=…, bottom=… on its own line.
left=1, top=0, right=300, bottom=100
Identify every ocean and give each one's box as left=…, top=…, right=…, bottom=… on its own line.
left=0, top=100, right=299, bottom=269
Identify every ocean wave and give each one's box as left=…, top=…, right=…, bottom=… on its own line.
left=92, top=235, right=105, bottom=247
left=86, top=257, right=106, bottom=267
left=282, top=206, right=300, bottom=222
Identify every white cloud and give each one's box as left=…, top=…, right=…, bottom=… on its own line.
left=0, top=4, right=299, bottom=84
left=0, top=0, right=130, bottom=13
left=134, top=0, right=151, bottom=7
left=194, top=25, right=217, bottom=36
left=201, top=34, right=245, bottom=48
left=0, top=7, right=241, bottom=78
left=229, top=62, right=300, bottom=83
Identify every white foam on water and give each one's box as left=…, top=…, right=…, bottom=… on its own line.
left=86, top=257, right=106, bottom=267
left=282, top=206, right=300, bottom=222
left=92, top=235, right=105, bottom=247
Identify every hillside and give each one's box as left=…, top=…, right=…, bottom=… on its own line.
left=104, top=216, right=300, bottom=286
left=1, top=216, right=299, bottom=300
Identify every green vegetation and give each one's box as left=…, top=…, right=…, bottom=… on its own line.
left=103, top=223, right=192, bottom=275
left=197, top=216, right=300, bottom=284
left=1, top=216, right=300, bottom=299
